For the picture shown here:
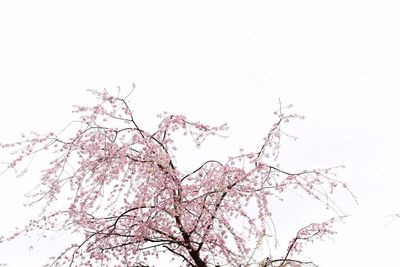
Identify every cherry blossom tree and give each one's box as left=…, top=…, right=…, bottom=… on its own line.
left=0, top=88, right=352, bottom=267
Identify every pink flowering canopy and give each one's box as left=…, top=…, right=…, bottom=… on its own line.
left=0, top=89, right=353, bottom=267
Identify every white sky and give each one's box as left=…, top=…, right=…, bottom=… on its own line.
left=1, top=1, right=400, bottom=266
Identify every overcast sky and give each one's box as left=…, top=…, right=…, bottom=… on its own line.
left=1, top=1, right=400, bottom=266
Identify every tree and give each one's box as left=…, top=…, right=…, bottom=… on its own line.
left=0, top=88, right=351, bottom=267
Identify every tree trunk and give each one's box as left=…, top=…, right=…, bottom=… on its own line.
left=190, top=251, right=207, bottom=267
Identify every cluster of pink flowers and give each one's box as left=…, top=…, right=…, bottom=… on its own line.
left=0, top=89, right=352, bottom=267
